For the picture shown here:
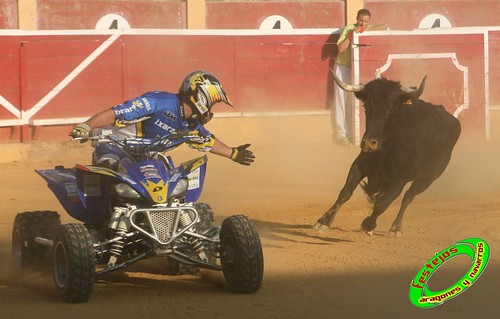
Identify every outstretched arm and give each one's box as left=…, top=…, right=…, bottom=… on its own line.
left=209, top=137, right=232, bottom=158
left=367, top=24, right=389, bottom=31
left=70, top=108, right=116, bottom=138
left=84, top=108, right=116, bottom=128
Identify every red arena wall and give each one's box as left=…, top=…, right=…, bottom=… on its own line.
left=0, top=0, right=17, bottom=29
left=32, top=0, right=345, bottom=30
left=206, top=1, right=345, bottom=29
left=367, top=0, right=500, bottom=30
left=2, top=1, right=500, bottom=31
left=1, top=27, right=497, bottom=142
left=5, top=0, right=499, bottom=31
left=36, top=0, right=186, bottom=29
left=0, top=30, right=338, bottom=141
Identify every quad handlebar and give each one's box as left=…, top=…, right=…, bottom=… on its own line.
left=72, top=131, right=201, bottom=157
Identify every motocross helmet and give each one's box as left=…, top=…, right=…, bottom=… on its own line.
left=179, top=70, right=233, bottom=127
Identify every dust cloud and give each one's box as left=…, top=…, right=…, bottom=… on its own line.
left=0, top=113, right=499, bottom=318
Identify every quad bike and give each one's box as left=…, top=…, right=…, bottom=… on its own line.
left=12, top=133, right=264, bottom=303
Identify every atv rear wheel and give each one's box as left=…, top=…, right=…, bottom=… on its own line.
left=12, top=211, right=61, bottom=268
left=52, top=223, right=95, bottom=303
left=220, top=215, right=264, bottom=293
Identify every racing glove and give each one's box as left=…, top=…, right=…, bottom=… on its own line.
left=69, top=123, right=91, bottom=139
left=230, top=144, right=255, bottom=166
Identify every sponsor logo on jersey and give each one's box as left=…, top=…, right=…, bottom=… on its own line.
left=163, top=111, right=177, bottom=121
left=154, top=119, right=176, bottom=134
left=141, top=98, right=151, bottom=111
left=132, top=99, right=144, bottom=109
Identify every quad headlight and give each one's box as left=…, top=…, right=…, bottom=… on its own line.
left=114, top=183, right=141, bottom=199
left=171, top=178, right=188, bottom=197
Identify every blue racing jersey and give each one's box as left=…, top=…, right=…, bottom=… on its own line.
left=112, top=91, right=210, bottom=138
left=95, top=91, right=214, bottom=155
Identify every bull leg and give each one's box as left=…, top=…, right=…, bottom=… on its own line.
left=361, top=181, right=405, bottom=235
left=389, top=178, right=436, bottom=236
left=313, top=162, right=365, bottom=232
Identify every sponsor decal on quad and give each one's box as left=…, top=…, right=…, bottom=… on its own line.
left=187, top=167, right=200, bottom=190
left=168, top=172, right=182, bottom=183
left=140, top=165, right=161, bottom=179
left=64, top=182, right=79, bottom=197
left=83, top=175, right=102, bottom=196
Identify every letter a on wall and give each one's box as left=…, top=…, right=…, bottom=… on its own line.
left=259, top=15, right=293, bottom=29
left=96, top=14, right=131, bottom=29
left=418, top=14, right=452, bottom=29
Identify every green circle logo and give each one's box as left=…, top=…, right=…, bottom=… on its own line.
left=409, top=238, right=490, bottom=308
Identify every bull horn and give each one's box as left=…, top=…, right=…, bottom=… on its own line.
left=330, top=67, right=365, bottom=92
left=401, top=75, right=427, bottom=99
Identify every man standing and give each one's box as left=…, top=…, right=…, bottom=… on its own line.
left=331, top=9, right=385, bottom=145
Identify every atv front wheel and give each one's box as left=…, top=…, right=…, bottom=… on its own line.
left=52, top=223, right=95, bottom=303
left=165, top=202, right=216, bottom=276
left=12, top=211, right=61, bottom=268
left=220, top=215, right=264, bottom=293
left=194, top=202, right=215, bottom=232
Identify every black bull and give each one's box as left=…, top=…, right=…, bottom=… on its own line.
left=314, top=71, right=461, bottom=236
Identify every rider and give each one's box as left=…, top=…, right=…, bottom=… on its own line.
left=69, top=70, right=255, bottom=169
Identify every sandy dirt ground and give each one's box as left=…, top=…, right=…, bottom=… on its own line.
left=0, top=115, right=499, bottom=319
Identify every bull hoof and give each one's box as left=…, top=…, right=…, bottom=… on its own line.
left=388, top=230, right=403, bottom=237
left=365, top=230, right=374, bottom=236
left=313, top=222, right=330, bottom=232
left=361, top=217, right=377, bottom=232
